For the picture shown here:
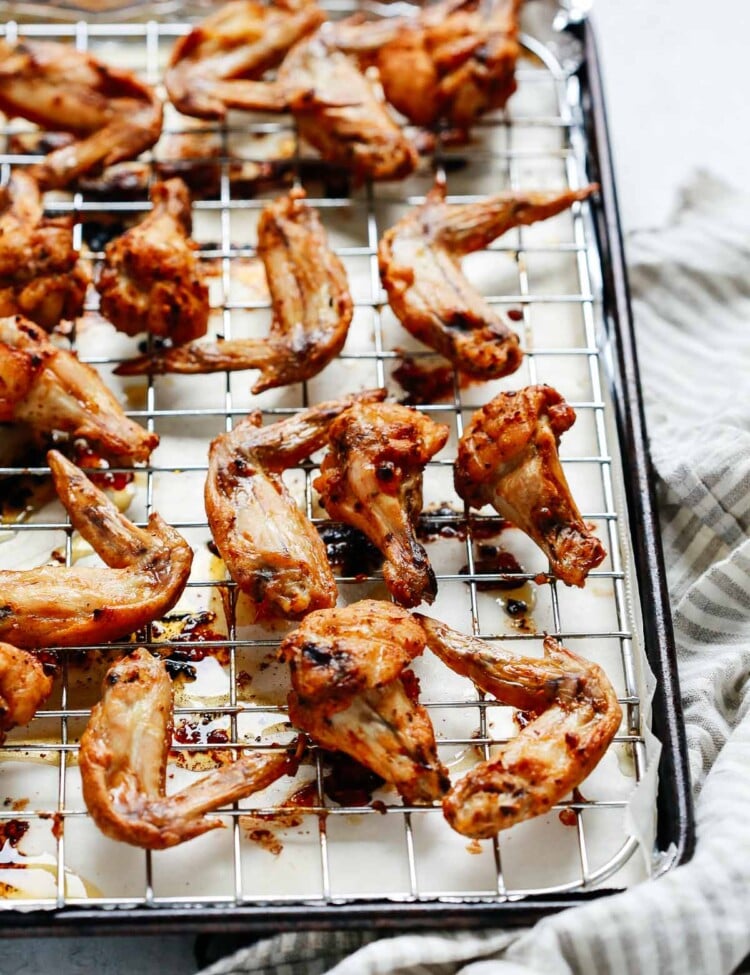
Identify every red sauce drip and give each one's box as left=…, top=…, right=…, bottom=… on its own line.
left=470, top=516, right=515, bottom=540
left=459, top=548, right=526, bottom=592
left=417, top=508, right=513, bottom=544
left=284, top=782, right=319, bottom=809
left=558, top=808, right=577, bottom=827
left=173, top=716, right=228, bottom=745
left=559, top=788, right=586, bottom=827
left=506, top=308, right=524, bottom=322
left=322, top=752, right=384, bottom=807
left=417, top=505, right=465, bottom=541
left=0, top=819, right=29, bottom=848
left=73, top=447, right=134, bottom=491
left=317, top=523, right=382, bottom=576
left=393, top=357, right=456, bottom=405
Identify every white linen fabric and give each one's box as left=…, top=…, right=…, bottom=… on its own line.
left=198, top=172, right=750, bottom=975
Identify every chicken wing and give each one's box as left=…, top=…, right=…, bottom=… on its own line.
left=314, top=402, right=448, bottom=608
left=189, top=30, right=418, bottom=183
left=282, top=33, right=418, bottom=183
left=280, top=599, right=450, bottom=804
left=333, top=0, right=521, bottom=131
left=206, top=389, right=386, bottom=619
left=114, top=188, right=352, bottom=393
left=96, top=178, right=209, bottom=345
left=417, top=615, right=621, bottom=837
left=0, top=450, right=193, bottom=649
left=0, top=39, right=162, bottom=190
left=379, top=180, right=596, bottom=378
left=0, top=170, right=88, bottom=331
left=455, top=385, right=606, bottom=586
left=165, top=0, right=324, bottom=120
left=0, top=642, right=54, bottom=742
left=0, top=315, right=158, bottom=465
left=80, top=647, right=293, bottom=849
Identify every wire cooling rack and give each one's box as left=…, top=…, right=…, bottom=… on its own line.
left=0, top=4, right=673, bottom=930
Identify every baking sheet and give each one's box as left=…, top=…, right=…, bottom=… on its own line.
left=0, top=6, right=661, bottom=913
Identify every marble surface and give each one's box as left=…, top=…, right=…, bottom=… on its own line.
left=3, top=0, right=744, bottom=970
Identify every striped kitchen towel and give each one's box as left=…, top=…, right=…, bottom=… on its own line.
left=198, top=171, right=750, bottom=975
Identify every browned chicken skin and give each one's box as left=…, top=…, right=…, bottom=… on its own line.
left=455, top=385, right=606, bottom=586
left=417, top=616, right=622, bottom=837
left=188, top=30, right=418, bottom=183
left=280, top=599, right=450, bottom=804
left=280, top=32, right=418, bottom=182
left=0, top=315, right=158, bottom=465
left=206, top=390, right=386, bottom=619
left=0, top=39, right=162, bottom=190
left=97, top=178, right=209, bottom=345
left=0, top=450, right=193, bottom=649
left=314, top=402, right=448, bottom=607
left=0, top=642, right=54, bottom=742
left=333, top=0, right=521, bottom=130
left=0, top=170, right=88, bottom=330
left=166, top=0, right=324, bottom=120
left=379, top=180, right=596, bottom=379
left=80, top=648, right=294, bottom=849
left=115, top=189, right=352, bottom=392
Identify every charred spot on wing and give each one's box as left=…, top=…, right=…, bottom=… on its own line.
left=301, top=642, right=333, bottom=667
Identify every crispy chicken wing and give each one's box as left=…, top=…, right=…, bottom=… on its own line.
left=96, top=178, right=209, bottom=345
left=314, top=402, right=448, bottom=608
left=0, top=315, right=158, bottom=465
left=280, top=599, right=450, bottom=804
left=80, top=648, right=293, bottom=849
left=0, top=642, right=54, bottom=742
left=455, top=385, right=606, bottom=586
left=379, top=180, right=596, bottom=379
left=0, top=170, right=88, bottom=331
left=0, top=39, right=162, bottom=190
left=114, top=188, right=352, bottom=392
left=206, top=389, right=386, bottom=619
left=0, top=450, right=193, bottom=649
left=333, top=0, right=521, bottom=130
left=195, top=30, right=418, bottom=183
left=417, top=616, right=622, bottom=837
left=166, top=0, right=324, bottom=120
left=281, top=33, right=418, bottom=182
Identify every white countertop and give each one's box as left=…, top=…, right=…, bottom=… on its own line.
left=5, top=0, right=745, bottom=971
left=592, top=0, right=746, bottom=234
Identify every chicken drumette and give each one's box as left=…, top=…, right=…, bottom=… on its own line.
left=0, top=314, right=158, bottom=465
left=455, top=385, right=606, bottom=586
left=206, top=390, right=386, bottom=620
left=0, top=39, right=162, bottom=190
left=379, top=180, right=596, bottom=379
left=115, top=188, right=352, bottom=392
left=97, top=178, right=209, bottom=345
left=314, top=402, right=448, bottom=608
left=0, top=170, right=88, bottom=331
left=80, top=648, right=294, bottom=849
left=333, top=0, right=521, bottom=131
left=0, top=450, right=193, bottom=649
left=417, top=616, right=622, bottom=837
left=165, top=0, right=324, bottom=120
left=280, top=599, right=450, bottom=804
left=0, top=642, right=54, bottom=743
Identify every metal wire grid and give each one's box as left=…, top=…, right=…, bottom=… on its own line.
left=0, top=9, right=649, bottom=912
